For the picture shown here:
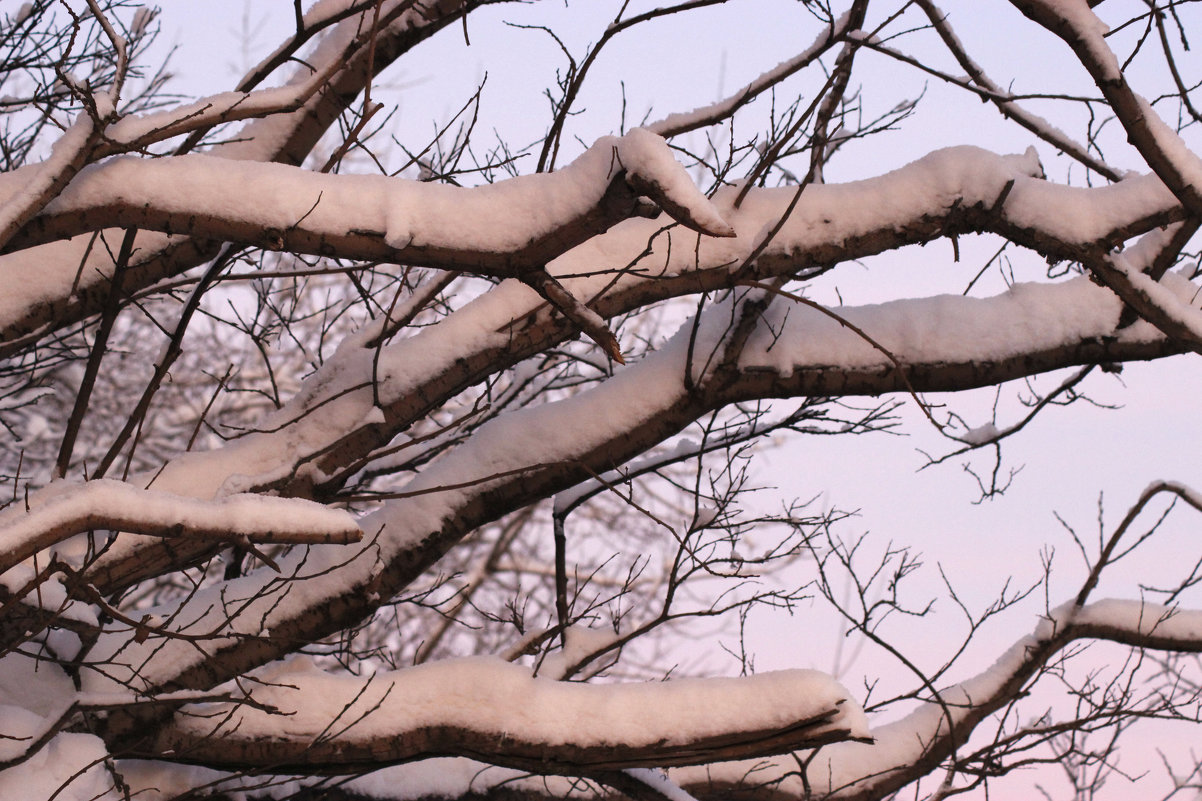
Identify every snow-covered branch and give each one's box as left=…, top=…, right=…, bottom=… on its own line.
left=137, top=658, right=867, bottom=772
left=4, top=130, right=733, bottom=274
left=0, top=0, right=475, bottom=353
left=56, top=145, right=1075, bottom=590
left=0, top=141, right=1185, bottom=356
left=730, top=273, right=1194, bottom=394
left=0, top=479, right=361, bottom=578
left=669, top=598, right=1202, bottom=800
left=75, top=276, right=1187, bottom=704
left=1009, top=0, right=1202, bottom=218
left=5, top=3, right=1202, bottom=798
left=98, top=50, right=344, bottom=156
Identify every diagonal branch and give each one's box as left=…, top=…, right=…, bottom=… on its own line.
left=74, top=146, right=1186, bottom=597
left=1009, top=0, right=1202, bottom=217
left=914, top=0, right=1123, bottom=182
left=78, top=281, right=1190, bottom=717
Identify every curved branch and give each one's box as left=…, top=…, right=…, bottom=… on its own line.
left=671, top=598, right=1202, bottom=800
left=80, top=280, right=1188, bottom=717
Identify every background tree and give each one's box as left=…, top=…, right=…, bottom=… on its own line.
left=1, top=1, right=1202, bottom=799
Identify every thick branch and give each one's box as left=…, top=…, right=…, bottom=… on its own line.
left=82, top=281, right=1189, bottom=722
left=4, top=130, right=732, bottom=275
left=78, top=147, right=1190, bottom=596
left=134, top=661, right=867, bottom=773
left=0, top=479, right=361, bottom=578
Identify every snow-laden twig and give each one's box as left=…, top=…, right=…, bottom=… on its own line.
left=100, top=45, right=345, bottom=155
left=646, top=9, right=855, bottom=138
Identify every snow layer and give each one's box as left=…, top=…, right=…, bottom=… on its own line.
left=1107, top=255, right=1202, bottom=342
left=0, top=732, right=113, bottom=800
left=0, top=563, right=98, bottom=626
left=166, top=655, right=866, bottom=756
left=0, top=478, right=360, bottom=577
left=1072, top=597, right=1202, bottom=641
left=740, top=275, right=1127, bottom=375
left=28, top=128, right=730, bottom=258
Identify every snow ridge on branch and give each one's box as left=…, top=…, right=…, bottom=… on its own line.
left=4, top=128, right=732, bottom=270
left=143, top=657, right=868, bottom=772
left=0, top=479, right=362, bottom=578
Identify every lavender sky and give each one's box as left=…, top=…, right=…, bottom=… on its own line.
left=153, top=2, right=1202, bottom=797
